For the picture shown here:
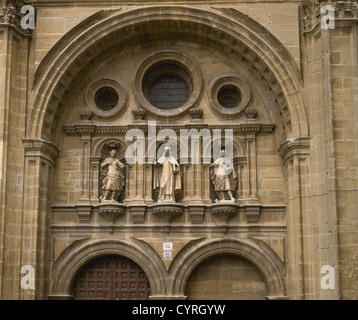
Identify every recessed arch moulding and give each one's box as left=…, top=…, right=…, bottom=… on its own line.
left=30, top=5, right=308, bottom=145
left=31, top=6, right=308, bottom=296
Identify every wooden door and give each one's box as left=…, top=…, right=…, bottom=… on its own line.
left=72, top=255, right=151, bottom=300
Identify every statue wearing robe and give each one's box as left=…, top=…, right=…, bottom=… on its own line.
left=154, top=147, right=181, bottom=202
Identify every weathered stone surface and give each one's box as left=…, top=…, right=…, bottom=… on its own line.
left=0, top=0, right=356, bottom=301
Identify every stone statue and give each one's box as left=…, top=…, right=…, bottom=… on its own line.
left=154, top=147, right=181, bottom=202
left=210, top=149, right=237, bottom=202
left=100, top=149, right=125, bottom=202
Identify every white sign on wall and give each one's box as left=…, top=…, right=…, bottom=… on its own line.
left=163, top=243, right=173, bottom=251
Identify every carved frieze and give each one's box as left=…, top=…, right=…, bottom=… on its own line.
left=303, top=1, right=358, bottom=34
left=334, top=1, right=358, bottom=18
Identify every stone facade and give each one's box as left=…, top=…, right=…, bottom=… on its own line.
left=0, top=0, right=357, bottom=300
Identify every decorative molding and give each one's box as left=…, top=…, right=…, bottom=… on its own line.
left=333, top=1, right=358, bottom=19
left=75, top=205, right=93, bottom=224
left=278, top=137, right=311, bottom=165
left=151, top=203, right=184, bottom=224
left=63, top=124, right=96, bottom=137
left=209, top=203, right=239, bottom=224
left=188, top=205, right=206, bottom=224
left=22, top=138, right=60, bottom=166
left=64, top=123, right=275, bottom=137
left=132, top=107, right=146, bottom=122
left=98, top=203, right=126, bottom=224
left=302, top=1, right=358, bottom=34
left=302, top=0, right=322, bottom=33
left=189, top=108, right=203, bottom=122
left=245, top=104, right=258, bottom=120
left=0, top=0, right=35, bottom=36
left=129, top=205, right=147, bottom=224
left=79, top=105, right=93, bottom=122
left=245, top=205, right=262, bottom=224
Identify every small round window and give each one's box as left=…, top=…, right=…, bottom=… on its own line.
left=217, top=85, right=241, bottom=109
left=143, top=64, right=192, bottom=110
left=94, top=87, right=119, bottom=111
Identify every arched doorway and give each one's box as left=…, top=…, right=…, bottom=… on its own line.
left=185, top=254, right=267, bottom=300
left=72, top=255, right=151, bottom=300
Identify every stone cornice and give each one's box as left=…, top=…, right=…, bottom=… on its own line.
left=278, top=137, right=311, bottom=165
left=64, top=123, right=275, bottom=137
left=22, top=138, right=60, bottom=165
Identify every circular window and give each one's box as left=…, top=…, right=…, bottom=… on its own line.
left=95, top=87, right=119, bottom=111
left=208, top=74, right=251, bottom=118
left=143, top=64, right=192, bottom=110
left=217, top=85, right=241, bottom=109
left=84, top=77, right=129, bottom=120
left=134, top=50, right=203, bottom=118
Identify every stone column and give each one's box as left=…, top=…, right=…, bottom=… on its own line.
left=0, top=0, right=33, bottom=299
left=243, top=134, right=259, bottom=204
left=279, top=137, right=311, bottom=300
left=302, top=0, right=358, bottom=300
left=20, top=139, right=59, bottom=300
left=74, top=125, right=96, bottom=223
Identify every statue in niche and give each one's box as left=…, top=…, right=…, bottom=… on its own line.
left=100, top=149, right=126, bottom=202
left=154, top=147, right=181, bottom=203
left=210, top=149, right=237, bottom=202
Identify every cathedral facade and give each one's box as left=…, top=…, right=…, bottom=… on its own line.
left=0, top=0, right=357, bottom=300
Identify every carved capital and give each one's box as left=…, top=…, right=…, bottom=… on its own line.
left=333, top=1, right=358, bottom=19
left=23, top=138, right=60, bottom=166
left=278, top=137, right=310, bottom=165
left=0, top=0, right=35, bottom=35
left=302, top=0, right=323, bottom=33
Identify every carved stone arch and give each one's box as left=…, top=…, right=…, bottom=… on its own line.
left=30, top=5, right=307, bottom=142
left=49, top=237, right=167, bottom=299
left=233, top=137, right=246, bottom=157
left=168, top=237, right=287, bottom=299
left=91, top=137, right=128, bottom=159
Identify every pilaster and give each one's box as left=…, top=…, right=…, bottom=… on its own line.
left=21, top=139, right=59, bottom=300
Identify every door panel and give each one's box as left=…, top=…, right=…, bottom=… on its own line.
left=72, top=255, right=151, bottom=300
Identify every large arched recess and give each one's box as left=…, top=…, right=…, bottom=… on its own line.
left=29, top=5, right=308, bottom=142
left=168, top=237, right=287, bottom=299
left=48, top=237, right=167, bottom=299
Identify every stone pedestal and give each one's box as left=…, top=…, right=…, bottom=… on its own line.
left=151, top=202, right=184, bottom=233
left=98, top=202, right=126, bottom=224
left=209, top=202, right=240, bottom=224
